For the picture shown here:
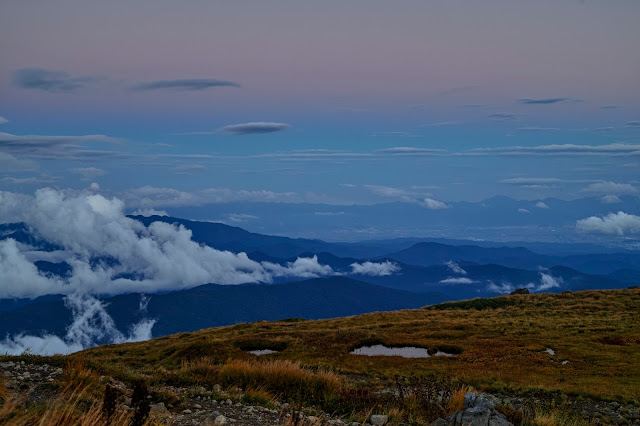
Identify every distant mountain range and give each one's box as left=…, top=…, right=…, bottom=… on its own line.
left=1, top=215, right=638, bottom=343
left=160, top=195, right=640, bottom=246
left=0, top=277, right=448, bottom=338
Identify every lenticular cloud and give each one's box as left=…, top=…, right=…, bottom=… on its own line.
left=0, top=188, right=335, bottom=299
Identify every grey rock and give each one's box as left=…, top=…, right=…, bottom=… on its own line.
left=150, top=402, right=168, bottom=414
left=510, top=288, right=530, bottom=295
left=183, top=409, right=192, bottom=414
left=370, top=414, right=389, bottom=425
left=432, top=393, right=514, bottom=426
left=214, top=415, right=227, bottom=425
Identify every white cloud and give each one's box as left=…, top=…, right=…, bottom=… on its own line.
left=445, top=260, right=467, bottom=275
left=487, top=281, right=514, bottom=294
left=364, top=185, right=410, bottom=199
left=123, top=186, right=314, bottom=208
left=518, top=208, right=530, bottom=213
left=576, top=211, right=640, bottom=236
left=439, top=277, right=475, bottom=284
left=535, top=273, right=562, bottom=291
left=0, top=116, right=8, bottom=125
left=350, top=260, right=400, bottom=276
left=0, top=293, right=154, bottom=355
left=420, top=198, right=449, bottom=210
left=600, top=195, right=621, bottom=204
left=535, top=202, right=550, bottom=209
left=131, top=208, right=168, bottom=217
left=0, top=188, right=336, bottom=298
left=69, top=167, right=106, bottom=179
left=582, top=181, right=637, bottom=195
left=468, top=143, right=640, bottom=157
left=226, top=213, right=259, bottom=223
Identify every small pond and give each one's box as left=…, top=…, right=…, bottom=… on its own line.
left=350, top=344, right=457, bottom=358
left=248, top=349, right=278, bottom=356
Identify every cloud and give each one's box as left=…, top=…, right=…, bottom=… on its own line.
left=131, top=79, right=240, bottom=91
left=0, top=132, right=124, bottom=159
left=600, top=195, right=621, bottom=204
left=488, top=113, right=521, bottom=121
left=469, top=143, right=640, bottom=157
left=69, top=167, right=106, bottom=179
left=0, top=152, right=37, bottom=171
left=600, top=105, right=619, bottom=110
left=518, top=208, right=530, bottom=213
left=0, top=116, right=8, bottom=125
left=626, top=120, right=640, bottom=127
left=487, top=281, right=514, bottom=294
left=516, top=127, right=560, bottom=132
left=225, top=213, right=259, bottom=223
left=582, top=181, right=637, bottom=195
left=445, top=260, right=467, bottom=275
left=576, top=211, right=640, bottom=236
left=439, top=277, right=475, bottom=284
left=535, top=273, right=562, bottom=291
left=420, top=198, right=449, bottom=210
left=1, top=177, right=57, bottom=185
left=500, top=178, right=564, bottom=185
left=13, top=68, right=96, bottom=93
left=376, top=147, right=446, bottom=156
left=364, top=185, right=410, bottom=199
left=262, top=255, right=335, bottom=279
left=131, top=209, right=168, bottom=217
left=122, top=186, right=319, bottom=208
left=0, top=293, right=154, bottom=355
left=254, top=149, right=372, bottom=161
left=518, top=98, right=569, bottom=104
left=535, top=202, right=550, bottom=209
left=221, top=122, right=290, bottom=135
left=0, top=188, right=336, bottom=298
left=350, top=261, right=399, bottom=276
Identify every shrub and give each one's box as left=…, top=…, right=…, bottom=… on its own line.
left=430, top=298, right=512, bottom=311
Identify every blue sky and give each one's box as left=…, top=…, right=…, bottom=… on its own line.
left=1, top=0, right=639, bottom=226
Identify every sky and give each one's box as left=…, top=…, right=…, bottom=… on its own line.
left=1, top=0, right=639, bottom=228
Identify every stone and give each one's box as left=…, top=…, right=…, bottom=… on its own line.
left=214, top=415, right=227, bottom=425
left=510, top=288, right=530, bottom=295
left=183, top=409, right=192, bottom=414
left=194, top=404, right=202, bottom=409
left=370, top=414, right=389, bottom=425
left=3, top=371, right=13, bottom=378
left=213, top=384, right=222, bottom=392
left=150, top=402, right=168, bottom=414
left=432, top=393, right=514, bottom=426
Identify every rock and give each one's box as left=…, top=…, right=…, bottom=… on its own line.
left=510, top=288, right=530, bottom=295
left=150, top=402, right=168, bottom=414
left=225, top=399, right=232, bottom=405
left=3, top=371, right=13, bottom=378
left=308, top=416, right=319, bottom=423
left=183, top=409, right=192, bottom=414
left=432, top=393, right=514, bottom=426
left=370, top=414, right=389, bottom=425
left=214, top=415, right=227, bottom=425
left=194, top=404, right=202, bottom=409
left=213, top=384, right=222, bottom=392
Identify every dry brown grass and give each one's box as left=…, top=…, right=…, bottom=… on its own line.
left=0, top=383, right=137, bottom=426
left=1, top=288, right=632, bottom=423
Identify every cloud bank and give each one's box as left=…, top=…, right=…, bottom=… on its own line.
left=0, top=188, right=336, bottom=298
left=350, top=261, right=400, bottom=276
left=0, top=293, right=154, bottom=355
left=576, top=212, right=640, bottom=236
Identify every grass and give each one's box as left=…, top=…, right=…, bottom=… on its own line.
left=1, top=288, right=639, bottom=423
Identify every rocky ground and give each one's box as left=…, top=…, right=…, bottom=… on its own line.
left=2, top=360, right=640, bottom=425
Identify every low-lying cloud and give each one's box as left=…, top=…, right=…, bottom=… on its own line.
left=0, top=188, right=336, bottom=298
left=518, top=98, right=569, bottom=105
left=350, top=261, right=400, bottom=276
left=576, top=211, right=640, bottom=236
left=0, top=293, right=154, bottom=355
